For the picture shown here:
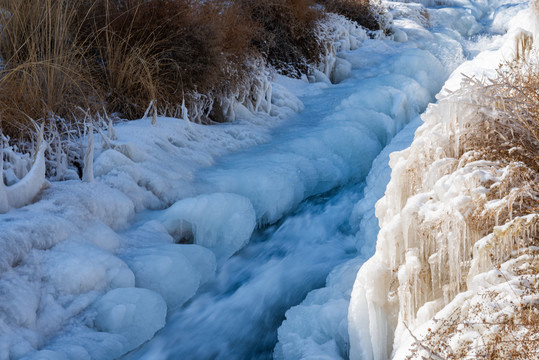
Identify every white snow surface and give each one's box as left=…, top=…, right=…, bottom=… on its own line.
left=0, top=2, right=532, bottom=360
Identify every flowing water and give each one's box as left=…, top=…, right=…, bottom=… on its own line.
left=125, top=1, right=518, bottom=358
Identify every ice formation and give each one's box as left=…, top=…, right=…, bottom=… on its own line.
left=159, top=193, right=256, bottom=264
left=0, top=126, right=47, bottom=213
left=93, top=287, right=167, bottom=350
left=348, top=3, right=539, bottom=359
left=275, top=0, right=533, bottom=358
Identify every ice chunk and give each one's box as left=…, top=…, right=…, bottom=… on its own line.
left=331, top=57, right=352, bottom=84
left=93, top=288, right=167, bottom=350
left=160, top=193, right=256, bottom=264
left=121, top=244, right=216, bottom=308
left=20, top=349, right=68, bottom=360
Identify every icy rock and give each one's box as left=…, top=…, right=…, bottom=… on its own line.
left=45, top=241, right=135, bottom=295
left=121, top=244, right=216, bottom=308
left=93, top=287, right=166, bottom=350
left=160, top=193, right=256, bottom=264
left=309, top=69, right=332, bottom=85
left=42, top=328, right=128, bottom=360
left=81, top=222, right=123, bottom=252
left=271, top=82, right=305, bottom=113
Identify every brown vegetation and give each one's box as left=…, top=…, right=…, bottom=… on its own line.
left=236, top=0, right=324, bottom=77
left=0, top=0, right=382, bottom=144
left=0, top=0, right=99, bottom=139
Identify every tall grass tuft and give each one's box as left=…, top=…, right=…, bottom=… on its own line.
left=0, top=0, right=101, bottom=141
left=77, top=0, right=260, bottom=121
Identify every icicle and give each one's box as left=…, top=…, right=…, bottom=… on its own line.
left=2, top=123, right=47, bottom=211
left=0, top=138, right=8, bottom=213
left=82, top=121, right=94, bottom=183
left=143, top=100, right=154, bottom=121
left=108, top=117, right=117, bottom=141
left=181, top=98, right=189, bottom=122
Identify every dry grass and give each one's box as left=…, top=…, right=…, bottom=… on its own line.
left=76, top=0, right=261, bottom=121
left=458, top=56, right=539, bottom=174
left=456, top=54, right=539, bottom=229
left=0, top=0, right=264, bottom=140
left=0, top=0, right=101, bottom=140
left=235, top=0, right=324, bottom=77
left=407, top=255, right=539, bottom=359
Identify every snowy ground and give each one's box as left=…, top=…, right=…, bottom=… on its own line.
left=0, top=0, right=532, bottom=359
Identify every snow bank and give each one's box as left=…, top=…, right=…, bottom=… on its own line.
left=348, top=3, right=537, bottom=359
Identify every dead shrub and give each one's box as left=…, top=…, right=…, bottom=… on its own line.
left=78, top=0, right=259, bottom=121
left=0, top=0, right=101, bottom=140
left=458, top=58, right=539, bottom=174
left=235, top=0, right=324, bottom=77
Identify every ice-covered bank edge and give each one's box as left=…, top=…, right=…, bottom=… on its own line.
left=348, top=3, right=539, bottom=360
left=0, top=14, right=370, bottom=360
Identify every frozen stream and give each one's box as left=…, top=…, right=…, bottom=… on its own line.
left=0, top=1, right=525, bottom=359
left=125, top=1, right=520, bottom=358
